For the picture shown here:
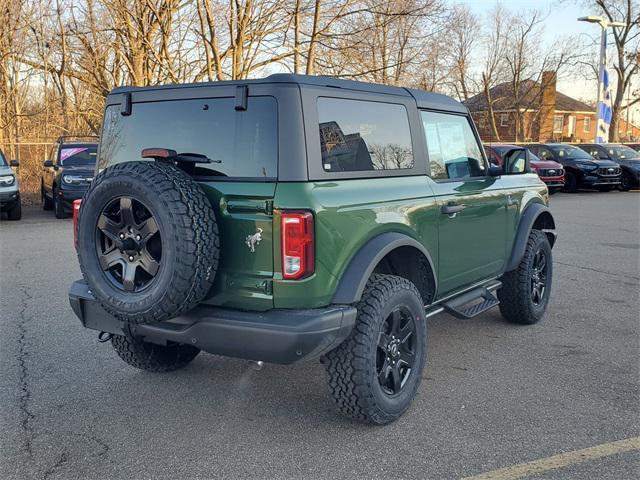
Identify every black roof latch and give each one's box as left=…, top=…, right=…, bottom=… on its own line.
left=235, top=85, right=248, bottom=111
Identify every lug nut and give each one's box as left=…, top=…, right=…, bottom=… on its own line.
left=119, top=233, right=125, bottom=239
left=128, top=255, right=134, bottom=261
left=135, top=234, right=141, bottom=241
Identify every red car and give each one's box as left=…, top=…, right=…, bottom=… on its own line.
left=484, top=144, right=565, bottom=193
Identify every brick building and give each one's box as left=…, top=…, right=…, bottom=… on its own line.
left=465, top=71, right=640, bottom=143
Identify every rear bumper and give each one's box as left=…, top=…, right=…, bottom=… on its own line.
left=69, top=280, right=356, bottom=364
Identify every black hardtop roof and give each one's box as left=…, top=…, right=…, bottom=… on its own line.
left=109, top=74, right=467, bottom=113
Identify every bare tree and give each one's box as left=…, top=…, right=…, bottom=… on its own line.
left=446, top=4, right=478, bottom=102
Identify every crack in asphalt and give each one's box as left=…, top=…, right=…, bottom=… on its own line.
left=554, top=261, right=640, bottom=281
left=42, top=452, right=68, bottom=480
left=17, top=284, right=35, bottom=458
left=13, top=274, right=111, bottom=480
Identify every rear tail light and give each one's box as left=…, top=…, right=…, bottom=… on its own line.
left=73, top=199, right=82, bottom=248
left=281, top=211, right=314, bottom=280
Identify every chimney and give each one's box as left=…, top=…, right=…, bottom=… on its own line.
left=536, top=71, right=557, bottom=142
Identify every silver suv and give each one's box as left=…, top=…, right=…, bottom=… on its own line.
left=0, top=150, right=21, bottom=220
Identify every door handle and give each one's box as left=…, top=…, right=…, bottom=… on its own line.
left=441, top=203, right=466, bottom=215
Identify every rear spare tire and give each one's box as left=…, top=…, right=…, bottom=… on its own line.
left=77, top=161, right=219, bottom=324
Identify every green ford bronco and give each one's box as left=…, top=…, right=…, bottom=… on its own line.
left=69, top=74, right=556, bottom=424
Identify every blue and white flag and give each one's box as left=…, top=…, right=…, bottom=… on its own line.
left=596, top=31, right=613, bottom=143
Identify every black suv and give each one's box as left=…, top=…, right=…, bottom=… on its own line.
left=575, top=143, right=640, bottom=191
left=526, top=143, right=621, bottom=192
left=41, top=137, right=98, bottom=218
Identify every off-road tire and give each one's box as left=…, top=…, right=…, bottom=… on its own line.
left=498, top=230, right=552, bottom=325
left=111, top=334, right=200, bottom=372
left=563, top=172, right=577, bottom=193
left=7, top=200, right=21, bottom=220
left=54, top=189, right=66, bottom=218
left=77, top=161, right=220, bottom=324
left=42, top=187, right=53, bottom=210
left=324, top=274, right=427, bottom=424
left=619, top=170, right=633, bottom=191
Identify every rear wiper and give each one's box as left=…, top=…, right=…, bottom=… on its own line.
left=141, top=148, right=222, bottom=164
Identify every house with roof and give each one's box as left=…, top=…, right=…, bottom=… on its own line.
left=464, top=71, right=640, bottom=143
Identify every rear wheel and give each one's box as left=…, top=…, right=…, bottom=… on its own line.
left=498, top=230, right=552, bottom=325
left=111, top=334, right=200, bottom=372
left=77, top=161, right=219, bottom=324
left=325, top=274, right=426, bottom=424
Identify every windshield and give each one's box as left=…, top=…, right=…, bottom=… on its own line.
left=60, top=145, right=98, bottom=167
left=549, top=145, right=593, bottom=160
left=0, top=150, right=6, bottom=166
left=606, top=145, right=640, bottom=160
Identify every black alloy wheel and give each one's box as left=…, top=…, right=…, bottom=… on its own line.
left=530, top=248, right=548, bottom=306
left=376, top=306, right=416, bottom=395
left=96, top=196, right=161, bottom=292
left=620, top=171, right=633, bottom=191
left=563, top=172, right=577, bottom=193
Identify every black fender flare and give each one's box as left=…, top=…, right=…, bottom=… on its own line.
left=505, top=202, right=556, bottom=272
left=331, top=232, right=437, bottom=304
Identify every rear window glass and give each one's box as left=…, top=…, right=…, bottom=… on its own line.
left=318, top=97, right=414, bottom=172
left=0, top=150, right=6, bottom=166
left=59, top=145, right=97, bottom=166
left=99, top=96, right=277, bottom=179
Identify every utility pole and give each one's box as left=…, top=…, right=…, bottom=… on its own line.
left=578, top=16, right=626, bottom=143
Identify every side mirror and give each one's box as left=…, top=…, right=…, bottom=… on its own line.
left=503, top=148, right=529, bottom=175
left=43, top=160, right=53, bottom=167
left=488, top=165, right=503, bottom=177
left=10, top=159, right=19, bottom=167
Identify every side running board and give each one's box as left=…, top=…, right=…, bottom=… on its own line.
left=441, top=281, right=502, bottom=319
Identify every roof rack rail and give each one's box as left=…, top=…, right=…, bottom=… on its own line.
left=56, top=135, right=99, bottom=144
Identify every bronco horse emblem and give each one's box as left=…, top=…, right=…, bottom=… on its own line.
left=245, top=228, right=263, bottom=253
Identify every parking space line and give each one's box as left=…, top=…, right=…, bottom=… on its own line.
left=462, top=436, right=640, bottom=480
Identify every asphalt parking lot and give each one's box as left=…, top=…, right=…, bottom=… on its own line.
left=1, top=191, right=638, bottom=480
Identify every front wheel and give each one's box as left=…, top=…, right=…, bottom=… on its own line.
left=42, top=187, right=53, bottom=210
left=324, top=274, right=427, bottom=424
left=53, top=189, right=66, bottom=218
left=7, top=200, right=21, bottom=220
left=111, top=334, right=200, bottom=372
left=498, top=230, right=552, bottom=325
left=563, top=172, right=577, bottom=193
left=619, top=171, right=634, bottom=191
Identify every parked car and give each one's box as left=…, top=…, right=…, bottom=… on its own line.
left=623, top=143, right=640, bottom=152
left=69, top=74, right=556, bottom=424
left=0, top=149, right=21, bottom=220
left=485, top=144, right=564, bottom=193
left=41, top=137, right=97, bottom=218
left=575, top=143, right=640, bottom=191
left=526, top=143, right=621, bottom=192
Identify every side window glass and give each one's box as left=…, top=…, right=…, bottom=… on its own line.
left=539, top=148, right=552, bottom=160
left=317, top=97, right=414, bottom=172
left=420, top=111, right=486, bottom=180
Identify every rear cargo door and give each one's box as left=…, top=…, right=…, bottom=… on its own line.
left=98, top=87, right=280, bottom=310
